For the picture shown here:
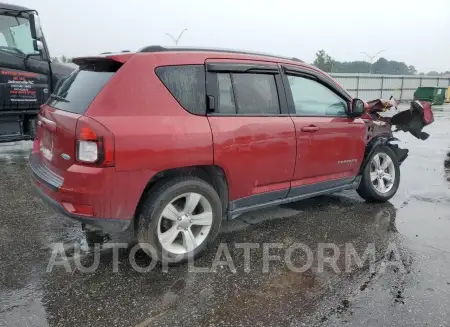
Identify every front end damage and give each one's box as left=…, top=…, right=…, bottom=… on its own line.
left=361, top=98, right=434, bottom=165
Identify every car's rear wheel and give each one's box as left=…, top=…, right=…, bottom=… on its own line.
left=357, top=146, right=400, bottom=202
left=137, top=176, right=222, bottom=263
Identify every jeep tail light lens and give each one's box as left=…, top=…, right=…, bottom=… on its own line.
left=77, top=141, right=98, bottom=162
left=75, top=116, right=115, bottom=167
left=79, top=127, right=97, bottom=141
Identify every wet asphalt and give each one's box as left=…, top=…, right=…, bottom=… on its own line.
left=1, top=107, right=450, bottom=327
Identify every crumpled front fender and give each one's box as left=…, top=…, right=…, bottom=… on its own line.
left=363, top=99, right=434, bottom=141
left=360, top=135, right=409, bottom=173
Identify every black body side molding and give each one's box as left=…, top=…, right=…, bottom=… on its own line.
left=227, top=177, right=360, bottom=220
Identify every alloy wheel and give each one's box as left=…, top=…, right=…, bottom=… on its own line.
left=157, top=192, right=213, bottom=254
left=370, top=153, right=396, bottom=194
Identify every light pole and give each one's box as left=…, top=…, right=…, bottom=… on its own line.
left=166, top=29, right=188, bottom=46
left=361, top=50, right=386, bottom=74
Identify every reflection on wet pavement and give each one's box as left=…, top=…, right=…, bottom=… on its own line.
left=1, top=112, right=450, bottom=327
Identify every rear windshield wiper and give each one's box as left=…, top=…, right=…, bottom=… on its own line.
left=49, top=94, right=70, bottom=103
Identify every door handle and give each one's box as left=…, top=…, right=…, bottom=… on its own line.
left=301, top=125, right=319, bottom=132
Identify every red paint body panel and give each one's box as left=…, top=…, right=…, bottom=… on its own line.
left=37, top=105, right=80, bottom=176
left=30, top=50, right=369, bottom=226
left=87, top=55, right=214, bottom=172
left=290, top=116, right=366, bottom=183
left=32, top=158, right=116, bottom=218
left=207, top=116, right=296, bottom=201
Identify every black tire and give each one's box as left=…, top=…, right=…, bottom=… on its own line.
left=136, top=176, right=222, bottom=264
left=357, top=146, right=400, bottom=202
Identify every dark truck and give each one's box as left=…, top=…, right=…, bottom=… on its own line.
left=0, top=2, right=73, bottom=142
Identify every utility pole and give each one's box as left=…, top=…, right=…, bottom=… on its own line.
left=361, top=50, right=386, bottom=74
left=166, top=29, right=188, bottom=46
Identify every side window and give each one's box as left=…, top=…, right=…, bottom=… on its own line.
left=10, top=21, right=38, bottom=55
left=215, top=72, right=280, bottom=115
left=0, top=32, right=7, bottom=46
left=287, top=75, right=347, bottom=116
left=0, top=16, right=39, bottom=55
left=217, top=73, right=236, bottom=114
left=155, top=65, right=206, bottom=115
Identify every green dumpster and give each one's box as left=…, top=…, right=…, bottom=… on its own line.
left=414, top=86, right=447, bottom=105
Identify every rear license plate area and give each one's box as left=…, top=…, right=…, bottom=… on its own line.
left=40, top=129, right=54, bottom=161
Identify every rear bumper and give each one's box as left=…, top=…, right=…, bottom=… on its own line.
left=29, top=154, right=63, bottom=191
left=31, top=180, right=132, bottom=233
left=29, top=153, right=132, bottom=233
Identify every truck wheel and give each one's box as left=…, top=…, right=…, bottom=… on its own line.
left=357, top=146, right=400, bottom=202
left=137, top=176, right=222, bottom=264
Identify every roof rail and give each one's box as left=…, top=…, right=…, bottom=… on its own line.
left=138, top=45, right=303, bottom=63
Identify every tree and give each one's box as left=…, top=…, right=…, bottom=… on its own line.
left=408, top=65, right=417, bottom=75
left=313, top=50, right=334, bottom=73
left=311, top=50, right=449, bottom=75
left=334, top=61, right=371, bottom=74
left=59, top=55, right=73, bottom=63
left=371, top=58, right=411, bottom=75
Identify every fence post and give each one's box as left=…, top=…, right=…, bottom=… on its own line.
left=437, top=77, right=440, bottom=87
left=399, top=76, right=404, bottom=101
left=380, top=75, right=384, bottom=98
left=356, top=75, right=360, bottom=98
left=419, top=77, right=423, bottom=87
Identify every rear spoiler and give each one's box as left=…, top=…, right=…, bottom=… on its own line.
left=72, top=56, right=131, bottom=72
left=73, top=53, right=134, bottom=66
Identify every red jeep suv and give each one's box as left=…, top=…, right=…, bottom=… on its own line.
left=30, top=46, right=406, bottom=262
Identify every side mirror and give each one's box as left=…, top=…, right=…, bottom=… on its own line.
left=350, top=98, right=365, bottom=117
left=33, top=40, right=44, bottom=52
left=29, top=13, right=43, bottom=40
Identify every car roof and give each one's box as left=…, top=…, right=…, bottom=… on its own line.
left=77, top=46, right=349, bottom=97
left=79, top=46, right=310, bottom=67
left=73, top=46, right=352, bottom=98
left=139, top=45, right=305, bottom=63
left=133, top=46, right=333, bottom=80
left=0, top=2, right=33, bottom=12
left=93, top=45, right=306, bottom=67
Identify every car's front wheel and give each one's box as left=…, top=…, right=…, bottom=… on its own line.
left=137, top=177, right=222, bottom=263
left=357, top=146, right=400, bottom=202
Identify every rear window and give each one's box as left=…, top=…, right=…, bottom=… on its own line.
left=155, top=65, right=206, bottom=115
left=48, top=60, right=120, bottom=114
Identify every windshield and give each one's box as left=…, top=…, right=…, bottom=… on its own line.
left=0, top=14, right=39, bottom=56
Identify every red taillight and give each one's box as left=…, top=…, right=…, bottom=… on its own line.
left=75, top=116, right=115, bottom=167
left=79, top=127, right=97, bottom=141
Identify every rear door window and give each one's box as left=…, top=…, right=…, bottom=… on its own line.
left=48, top=70, right=115, bottom=114
left=233, top=73, right=280, bottom=115
left=215, top=73, right=280, bottom=115
left=156, top=65, right=206, bottom=115
left=216, top=73, right=236, bottom=114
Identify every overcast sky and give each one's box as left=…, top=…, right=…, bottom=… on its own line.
left=18, top=0, right=450, bottom=72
